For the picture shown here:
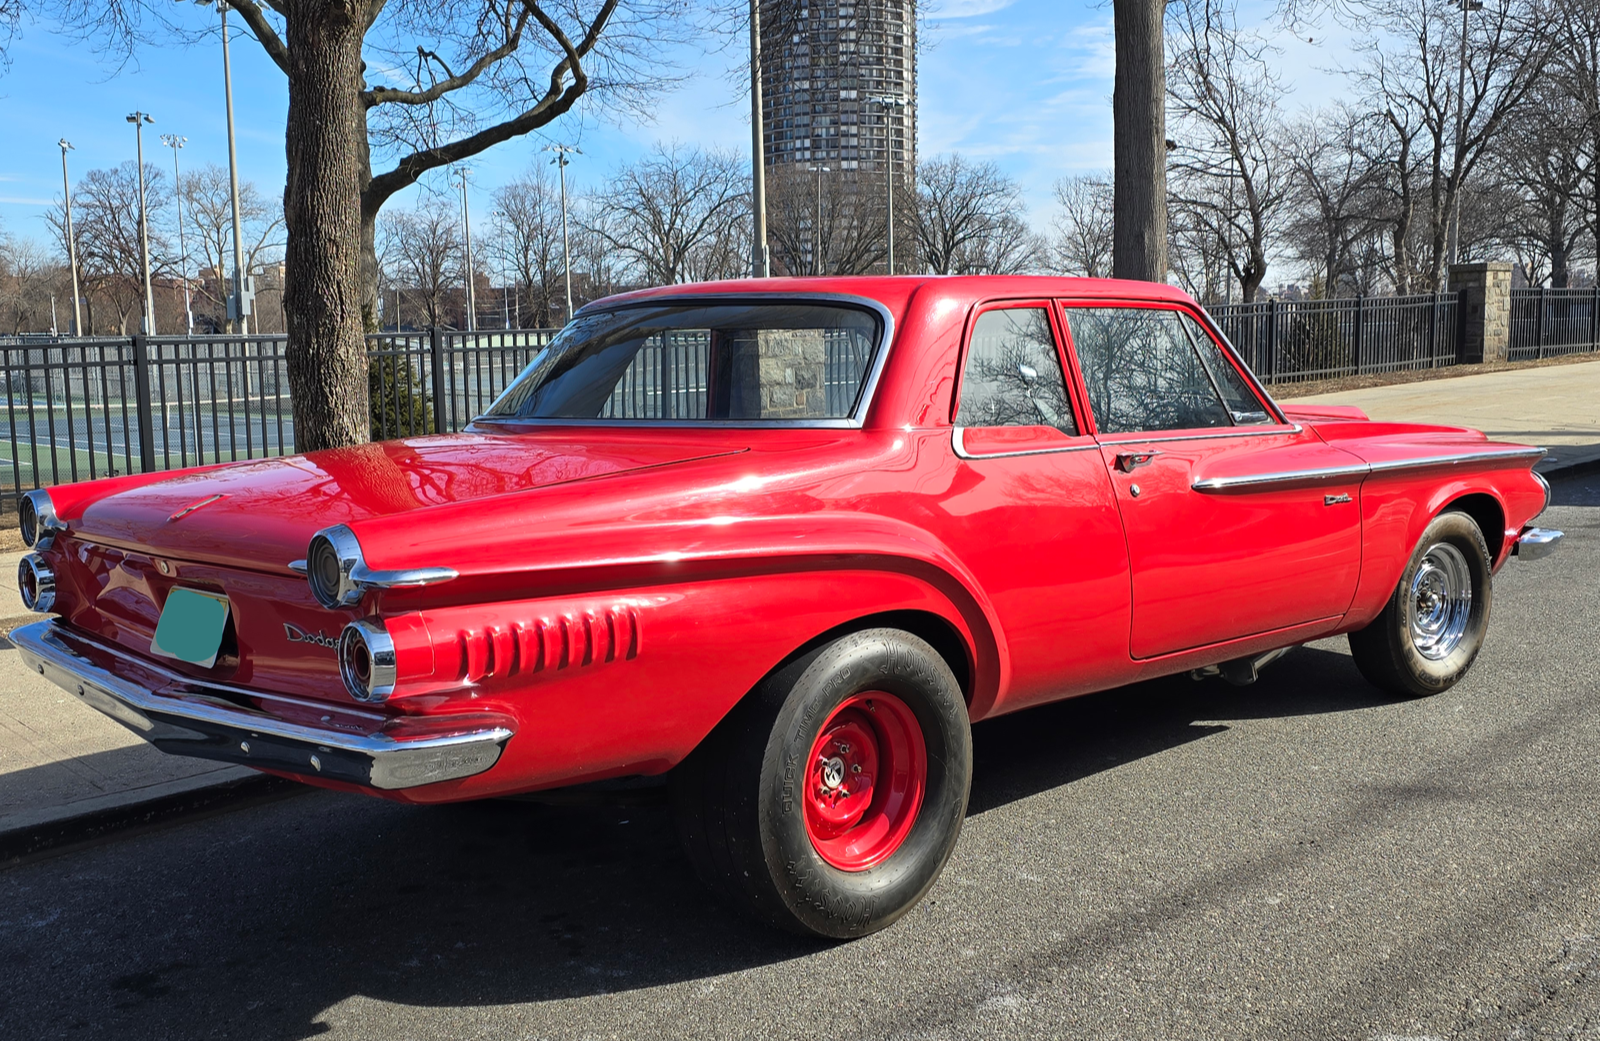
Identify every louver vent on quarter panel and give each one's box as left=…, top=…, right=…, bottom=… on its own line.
left=453, top=605, right=640, bottom=685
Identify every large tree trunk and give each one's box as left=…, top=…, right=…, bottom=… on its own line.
left=1112, top=0, right=1168, bottom=283
left=283, top=0, right=370, bottom=452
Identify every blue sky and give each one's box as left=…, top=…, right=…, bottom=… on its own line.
left=0, top=0, right=1351, bottom=248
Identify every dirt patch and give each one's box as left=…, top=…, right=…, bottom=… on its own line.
left=1273, top=352, right=1600, bottom=400
left=0, top=514, right=25, bottom=553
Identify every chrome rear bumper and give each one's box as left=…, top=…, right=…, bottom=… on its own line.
left=1514, top=526, right=1563, bottom=561
left=9, top=620, right=514, bottom=790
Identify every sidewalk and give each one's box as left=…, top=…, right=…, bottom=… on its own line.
left=2, top=358, right=1597, bottom=863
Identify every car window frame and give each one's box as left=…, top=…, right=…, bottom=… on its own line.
left=1055, top=298, right=1294, bottom=443
left=948, top=298, right=1097, bottom=457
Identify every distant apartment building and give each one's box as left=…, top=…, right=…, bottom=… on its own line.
left=761, top=0, right=917, bottom=178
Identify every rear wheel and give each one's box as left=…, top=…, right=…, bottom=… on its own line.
left=1349, top=510, right=1493, bottom=698
left=672, top=629, right=971, bottom=938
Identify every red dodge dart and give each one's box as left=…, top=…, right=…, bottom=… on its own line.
left=12, top=276, right=1562, bottom=937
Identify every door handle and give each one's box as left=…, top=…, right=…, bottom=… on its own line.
left=1115, top=451, right=1159, bottom=473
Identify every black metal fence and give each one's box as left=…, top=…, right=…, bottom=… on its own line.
left=1509, top=287, right=1600, bottom=361
left=1208, top=292, right=1463, bottom=385
left=0, top=329, right=555, bottom=495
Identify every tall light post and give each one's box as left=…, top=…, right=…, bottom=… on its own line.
left=807, top=164, right=830, bottom=276
left=160, top=133, right=195, bottom=334
left=1448, top=0, right=1485, bottom=269
left=457, top=168, right=476, bottom=332
left=546, top=144, right=580, bottom=323
left=867, top=93, right=907, bottom=275
left=58, top=139, right=83, bottom=336
left=748, top=0, right=770, bottom=277
left=127, top=111, right=157, bottom=335
left=195, top=0, right=250, bottom=333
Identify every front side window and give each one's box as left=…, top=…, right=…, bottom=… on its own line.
left=954, top=307, right=1078, bottom=434
left=483, top=302, right=881, bottom=422
left=1065, top=307, right=1240, bottom=434
left=1181, top=313, right=1274, bottom=425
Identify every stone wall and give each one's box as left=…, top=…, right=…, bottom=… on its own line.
left=726, top=329, right=830, bottom=418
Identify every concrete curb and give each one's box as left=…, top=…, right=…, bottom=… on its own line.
left=0, top=770, right=301, bottom=867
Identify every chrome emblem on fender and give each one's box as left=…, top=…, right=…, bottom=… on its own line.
left=284, top=623, right=339, bottom=650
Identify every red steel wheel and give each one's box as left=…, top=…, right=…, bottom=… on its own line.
left=803, top=691, right=928, bottom=870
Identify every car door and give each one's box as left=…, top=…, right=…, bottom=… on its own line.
left=938, top=301, right=1135, bottom=710
left=1059, top=302, right=1364, bottom=660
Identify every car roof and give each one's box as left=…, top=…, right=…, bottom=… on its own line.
left=587, top=275, right=1197, bottom=316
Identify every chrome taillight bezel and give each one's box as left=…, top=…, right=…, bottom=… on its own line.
left=1533, top=470, right=1552, bottom=519
left=18, top=554, right=56, bottom=613
left=19, top=489, right=62, bottom=549
left=306, top=525, right=365, bottom=609
left=338, top=618, right=397, bottom=702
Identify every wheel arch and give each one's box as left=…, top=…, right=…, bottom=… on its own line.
left=1438, top=491, right=1507, bottom=564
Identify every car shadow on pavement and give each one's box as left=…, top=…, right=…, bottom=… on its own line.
left=0, top=643, right=1403, bottom=1040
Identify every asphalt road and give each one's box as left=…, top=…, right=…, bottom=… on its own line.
left=2, top=477, right=1598, bottom=1040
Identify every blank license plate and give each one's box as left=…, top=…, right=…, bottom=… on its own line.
left=150, top=588, right=232, bottom=668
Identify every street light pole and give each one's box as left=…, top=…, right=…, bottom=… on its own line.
left=867, top=94, right=907, bottom=275
left=1448, top=0, right=1484, bottom=270
left=547, top=145, right=580, bottom=323
left=807, top=164, right=830, bottom=276
left=458, top=169, right=476, bottom=332
left=126, top=111, right=157, bottom=335
left=58, top=139, right=83, bottom=337
left=161, top=134, right=194, bottom=335
left=197, top=0, right=252, bottom=334
left=748, top=0, right=770, bottom=278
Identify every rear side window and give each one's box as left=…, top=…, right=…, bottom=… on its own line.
left=954, top=307, right=1078, bottom=434
left=1064, top=307, right=1233, bottom=434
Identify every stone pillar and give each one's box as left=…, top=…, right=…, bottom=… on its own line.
left=1448, top=262, right=1513, bottom=364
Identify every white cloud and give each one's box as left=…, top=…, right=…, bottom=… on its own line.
left=930, top=0, right=1019, bottom=17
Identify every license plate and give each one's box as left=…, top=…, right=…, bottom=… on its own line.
left=150, top=588, right=232, bottom=668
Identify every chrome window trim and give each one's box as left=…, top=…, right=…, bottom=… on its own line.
left=1097, top=423, right=1303, bottom=447
left=951, top=426, right=1100, bottom=460
left=473, top=291, right=896, bottom=430
left=1192, top=446, right=1547, bottom=492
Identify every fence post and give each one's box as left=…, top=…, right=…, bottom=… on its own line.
left=1591, top=284, right=1600, bottom=353
left=1352, top=294, right=1364, bottom=375
left=428, top=326, right=447, bottom=434
left=1266, top=299, right=1278, bottom=382
left=1428, top=291, right=1440, bottom=368
left=130, top=333, right=157, bottom=474
left=1536, top=286, right=1548, bottom=359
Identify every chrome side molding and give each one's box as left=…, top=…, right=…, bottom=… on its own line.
left=1194, top=446, right=1548, bottom=493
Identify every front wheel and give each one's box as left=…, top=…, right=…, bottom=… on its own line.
left=1349, top=509, right=1493, bottom=698
left=671, top=629, right=972, bottom=938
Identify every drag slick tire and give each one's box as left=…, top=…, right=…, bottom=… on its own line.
left=1349, top=509, right=1493, bottom=698
left=671, top=628, right=972, bottom=939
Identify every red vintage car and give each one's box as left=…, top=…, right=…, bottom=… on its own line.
left=12, top=276, right=1562, bottom=937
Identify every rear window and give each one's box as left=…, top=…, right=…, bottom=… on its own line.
left=483, top=302, right=883, bottom=422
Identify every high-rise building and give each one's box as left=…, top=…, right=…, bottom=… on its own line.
left=761, top=1, right=917, bottom=177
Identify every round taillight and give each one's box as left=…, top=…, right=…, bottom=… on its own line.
left=339, top=619, right=397, bottom=702
left=19, top=490, right=59, bottom=549
left=19, top=496, right=38, bottom=548
left=18, top=554, right=55, bottom=613
left=306, top=526, right=364, bottom=609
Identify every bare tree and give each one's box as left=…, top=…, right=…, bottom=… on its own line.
left=1113, top=0, right=1169, bottom=282
left=47, top=163, right=173, bottom=335
left=0, top=237, right=70, bottom=334
left=489, top=167, right=564, bottom=326
left=1282, top=107, right=1389, bottom=295
left=1491, top=85, right=1591, bottom=286
left=1352, top=0, right=1551, bottom=289
left=1051, top=174, right=1115, bottom=278
left=585, top=144, right=749, bottom=286
left=380, top=202, right=463, bottom=329
left=912, top=155, right=1044, bottom=275
left=38, top=0, right=699, bottom=449
left=181, top=163, right=285, bottom=330
left=1166, top=0, right=1291, bottom=303
left=765, top=165, right=892, bottom=278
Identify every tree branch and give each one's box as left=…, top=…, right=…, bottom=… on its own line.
left=361, top=0, right=618, bottom=217
left=223, top=0, right=289, bottom=73
left=364, top=14, right=529, bottom=110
